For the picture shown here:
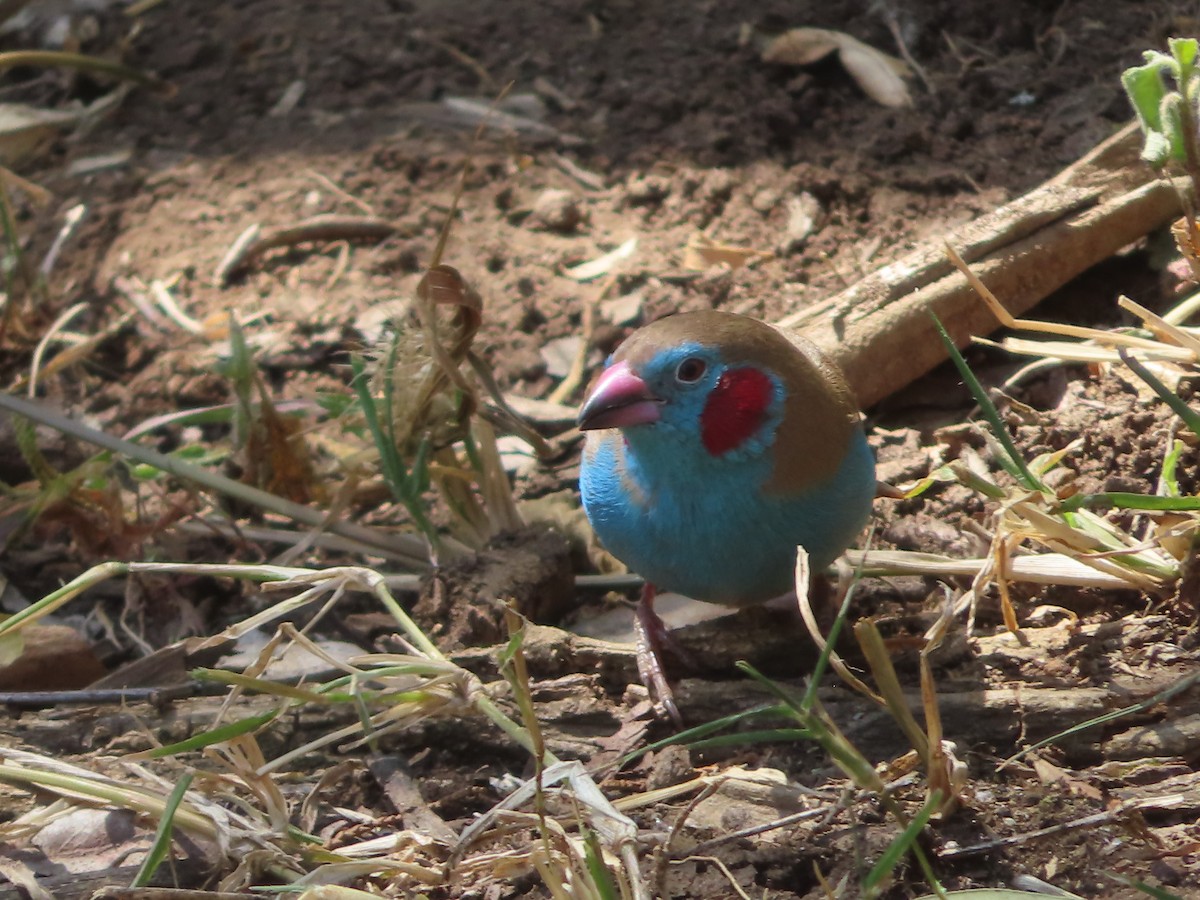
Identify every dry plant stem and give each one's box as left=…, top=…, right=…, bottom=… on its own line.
left=113, top=275, right=172, bottom=331
left=93, top=891, right=260, bottom=900
left=780, top=121, right=1184, bottom=407
left=882, top=8, right=934, bottom=96
left=843, top=549, right=1153, bottom=590
left=796, top=555, right=883, bottom=702
left=28, top=302, right=87, bottom=393
left=17, top=310, right=136, bottom=390
left=0, top=165, right=53, bottom=208
left=0, top=391, right=435, bottom=568
left=0, top=561, right=556, bottom=768
left=948, top=242, right=1193, bottom=360
left=1118, top=294, right=1200, bottom=356
left=214, top=215, right=398, bottom=284
left=547, top=271, right=612, bottom=404
left=853, top=621, right=930, bottom=757
left=0, top=50, right=173, bottom=94
left=41, top=203, right=86, bottom=277
left=937, top=796, right=1182, bottom=860
left=0, top=763, right=215, bottom=836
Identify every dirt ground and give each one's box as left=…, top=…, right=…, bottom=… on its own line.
left=1, top=1, right=1200, bottom=898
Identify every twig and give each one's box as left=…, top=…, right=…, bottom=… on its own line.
left=547, top=271, right=615, bottom=404
left=412, top=29, right=496, bottom=89
left=547, top=151, right=605, bottom=191
left=306, top=169, right=376, bottom=216
left=40, top=203, right=85, bottom=277
left=19, top=309, right=134, bottom=392
left=0, top=49, right=173, bottom=95
left=937, top=796, right=1183, bottom=859
left=882, top=7, right=935, bottom=96
left=113, top=275, right=171, bottom=331
left=213, top=224, right=260, bottom=286
left=0, top=684, right=205, bottom=709
left=780, top=122, right=1184, bottom=407
left=214, top=215, right=398, bottom=285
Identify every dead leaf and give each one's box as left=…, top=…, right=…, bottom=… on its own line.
left=540, top=335, right=585, bottom=379
left=1172, top=216, right=1200, bottom=282
left=682, top=232, right=773, bottom=270
left=1030, top=754, right=1103, bottom=800
left=599, top=290, right=644, bottom=325
left=562, top=237, right=637, bottom=281
left=763, top=27, right=913, bottom=108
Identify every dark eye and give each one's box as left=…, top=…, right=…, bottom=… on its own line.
left=675, top=357, right=707, bottom=384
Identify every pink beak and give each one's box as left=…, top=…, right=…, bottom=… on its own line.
left=577, top=360, right=661, bottom=430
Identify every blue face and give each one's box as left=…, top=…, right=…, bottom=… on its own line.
left=630, top=341, right=721, bottom=434
left=624, top=341, right=786, bottom=466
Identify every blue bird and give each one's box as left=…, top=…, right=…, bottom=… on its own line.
left=576, top=310, right=876, bottom=719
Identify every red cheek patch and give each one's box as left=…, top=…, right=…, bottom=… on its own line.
left=700, top=367, right=774, bottom=455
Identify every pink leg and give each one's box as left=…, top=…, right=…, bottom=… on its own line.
left=634, top=584, right=687, bottom=728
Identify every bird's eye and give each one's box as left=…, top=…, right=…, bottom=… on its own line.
left=675, top=357, right=707, bottom=384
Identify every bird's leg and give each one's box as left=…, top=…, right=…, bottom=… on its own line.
left=634, top=583, right=688, bottom=728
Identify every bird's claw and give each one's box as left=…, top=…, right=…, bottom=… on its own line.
left=634, top=585, right=688, bottom=728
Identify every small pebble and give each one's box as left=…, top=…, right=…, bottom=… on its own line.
left=529, top=188, right=582, bottom=233
left=625, top=173, right=671, bottom=205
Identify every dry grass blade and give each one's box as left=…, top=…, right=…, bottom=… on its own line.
left=0, top=747, right=264, bottom=851
left=365, top=259, right=527, bottom=547
left=842, top=549, right=1153, bottom=589
left=0, top=559, right=651, bottom=895
left=452, top=760, right=645, bottom=900
left=0, top=391, right=432, bottom=568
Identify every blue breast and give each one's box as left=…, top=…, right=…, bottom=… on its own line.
left=580, top=428, right=876, bottom=605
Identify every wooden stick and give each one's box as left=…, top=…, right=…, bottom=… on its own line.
left=781, top=121, right=1183, bottom=408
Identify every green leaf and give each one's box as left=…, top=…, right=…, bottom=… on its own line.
left=1118, top=348, right=1200, bottom=438
left=1170, top=36, right=1198, bottom=70
left=1122, top=60, right=1169, bottom=135
left=1161, top=439, right=1185, bottom=497
left=582, top=828, right=620, bottom=900
left=0, top=626, right=23, bottom=667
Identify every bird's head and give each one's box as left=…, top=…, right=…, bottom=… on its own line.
left=577, top=310, right=863, bottom=488
left=577, top=334, right=781, bottom=459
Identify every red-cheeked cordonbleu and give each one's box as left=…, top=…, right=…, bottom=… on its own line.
left=577, top=310, right=877, bottom=722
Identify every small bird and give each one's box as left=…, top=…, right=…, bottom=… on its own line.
left=577, top=310, right=876, bottom=719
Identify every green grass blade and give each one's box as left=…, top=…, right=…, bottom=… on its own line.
left=617, top=703, right=789, bottom=767
left=130, top=772, right=193, bottom=887
left=582, top=827, right=620, bottom=900
left=1107, top=873, right=1184, bottom=900
left=1058, top=492, right=1200, bottom=512
left=1118, top=349, right=1200, bottom=438
left=930, top=313, right=1043, bottom=491
left=864, top=789, right=942, bottom=896
left=145, top=710, right=279, bottom=758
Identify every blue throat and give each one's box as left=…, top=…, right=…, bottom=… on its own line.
left=581, top=423, right=876, bottom=605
